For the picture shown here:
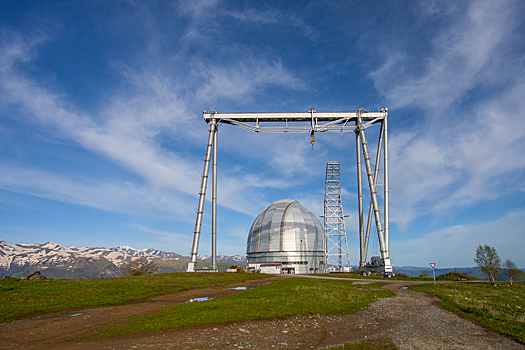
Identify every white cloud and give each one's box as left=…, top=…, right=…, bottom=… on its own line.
left=369, top=0, right=525, bottom=230
left=176, top=0, right=220, bottom=18
left=446, top=81, right=525, bottom=207
left=0, top=29, right=307, bottom=219
left=228, top=8, right=279, bottom=24
left=386, top=77, right=525, bottom=229
left=132, top=225, right=189, bottom=240
left=196, top=59, right=303, bottom=102
left=371, top=0, right=516, bottom=109
left=0, top=43, right=202, bottom=195
left=0, top=164, right=196, bottom=218
left=388, top=130, right=458, bottom=229
left=227, top=8, right=319, bottom=41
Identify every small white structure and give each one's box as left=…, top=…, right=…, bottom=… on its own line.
left=246, top=200, right=325, bottom=274
left=258, top=263, right=282, bottom=274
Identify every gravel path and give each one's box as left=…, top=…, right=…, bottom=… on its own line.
left=1, top=278, right=523, bottom=349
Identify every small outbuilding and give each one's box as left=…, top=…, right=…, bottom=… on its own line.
left=246, top=199, right=325, bottom=274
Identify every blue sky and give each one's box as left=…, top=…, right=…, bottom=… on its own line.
left=1, top=0, right=524, bottom=268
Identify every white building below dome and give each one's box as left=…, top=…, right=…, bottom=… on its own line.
left=246, top=199, right=325, bottom=274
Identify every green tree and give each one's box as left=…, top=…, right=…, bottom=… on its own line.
left=121, top=257, right=159, bottom=276
left=474, top=245, right=501, bottom=285
left=502, top=259, right=525, bottom=286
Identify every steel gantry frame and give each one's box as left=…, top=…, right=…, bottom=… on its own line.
left=324, top=162, right=350, bottom=272
left=186, top=108, right=391, bottom=274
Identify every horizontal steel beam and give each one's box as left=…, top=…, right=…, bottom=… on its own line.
left=203, top=109, right=388, bottom=123
left=203, top=110, right=387, bottom=134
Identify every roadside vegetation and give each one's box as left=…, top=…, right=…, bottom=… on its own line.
left=94, top=277, right=394, bottom=338
left=0, top=272, right=269, bottom=323
left=411, top=282, right=525, bottom=344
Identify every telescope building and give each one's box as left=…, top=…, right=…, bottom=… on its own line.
left=246, top=199, right=325, bottom=274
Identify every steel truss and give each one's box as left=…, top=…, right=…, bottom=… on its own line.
left=187, top=108, right=391, bottom=274
left=324, top=162, right=350, bottom=272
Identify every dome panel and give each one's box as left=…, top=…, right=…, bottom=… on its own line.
left=246, top=199, right=324, bottom=254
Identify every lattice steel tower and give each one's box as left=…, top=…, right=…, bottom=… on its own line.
left=324, top=162, right=350, bottom=272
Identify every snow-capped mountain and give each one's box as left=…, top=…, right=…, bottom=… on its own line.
left=0, top=240, right=183, bottom=272
left=0, top=240, right=246, bottom=278
left=197, top=253, right=247, bottom=265
left=111, top=245, right=182, bottom=259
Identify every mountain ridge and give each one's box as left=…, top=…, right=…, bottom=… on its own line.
left=0, top=240, right=246, bottom=278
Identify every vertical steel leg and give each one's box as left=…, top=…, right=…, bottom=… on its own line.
left=344, top=224, right=351, bottom=271
left=384, top=113, right=389, bottom=257
left=356, top=131, right=365, bottom=268
left=363, top=122, right=384, bottom=263
left=323, top=218, right=327, bottom=273
left=211, top=124, right=218, bottom=271
left=187, top=119, right=217, bottom=272
left=323, top=162, right=328, bottom=273
left=356, top=114, right=387, bottom=259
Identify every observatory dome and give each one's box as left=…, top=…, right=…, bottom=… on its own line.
left=246, top=199, right=325, bottom=274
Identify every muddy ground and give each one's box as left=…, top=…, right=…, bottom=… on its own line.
left=1, top=276, right=523, bottom=349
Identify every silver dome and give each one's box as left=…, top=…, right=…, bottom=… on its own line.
left=246, top=199, right=324, bottom=254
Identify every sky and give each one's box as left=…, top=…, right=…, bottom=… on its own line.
left=1, top=0, right=524, bottom=268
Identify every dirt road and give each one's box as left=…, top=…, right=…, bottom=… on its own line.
left=1, top=277, right=523, bottom=349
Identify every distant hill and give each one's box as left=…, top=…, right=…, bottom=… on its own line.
left=393, top=266, right=525, bottom=281
left=393, top=266, right=486, bottom=279
left=0, top=240, right=245, bottom=279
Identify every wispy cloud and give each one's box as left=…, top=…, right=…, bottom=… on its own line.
left=196, top=59, right=303, bottom=102
left=132, top=225, right=188, bottom=239
left=369, top=0, right=525, bottom=229
left=227, top=8, right=319, bottom=41
left=0, top=28, right=305, bottom=218
left=0, top=37, right=202, bottom=195
left=0, top=164, right=196, bottom=218
left=371, top=0, right=516, bottom=109
left=176, top=0, right=220, bottom=18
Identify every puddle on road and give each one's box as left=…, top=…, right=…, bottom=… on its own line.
left=401, top=287, right=408, bottom=290
left=186, top=297, right=210, bottom=303
left=185, top=286, right=256, bottom=303
left=39, top=312, right=84, bottom=321
left=230, top=286, right=255, bottom=290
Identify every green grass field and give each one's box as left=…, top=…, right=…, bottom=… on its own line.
left=0, top=272, right=269, bottom=323
left=411, top=282, right=525, bottom=344
left=95, top=277, right=394, bottom=338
